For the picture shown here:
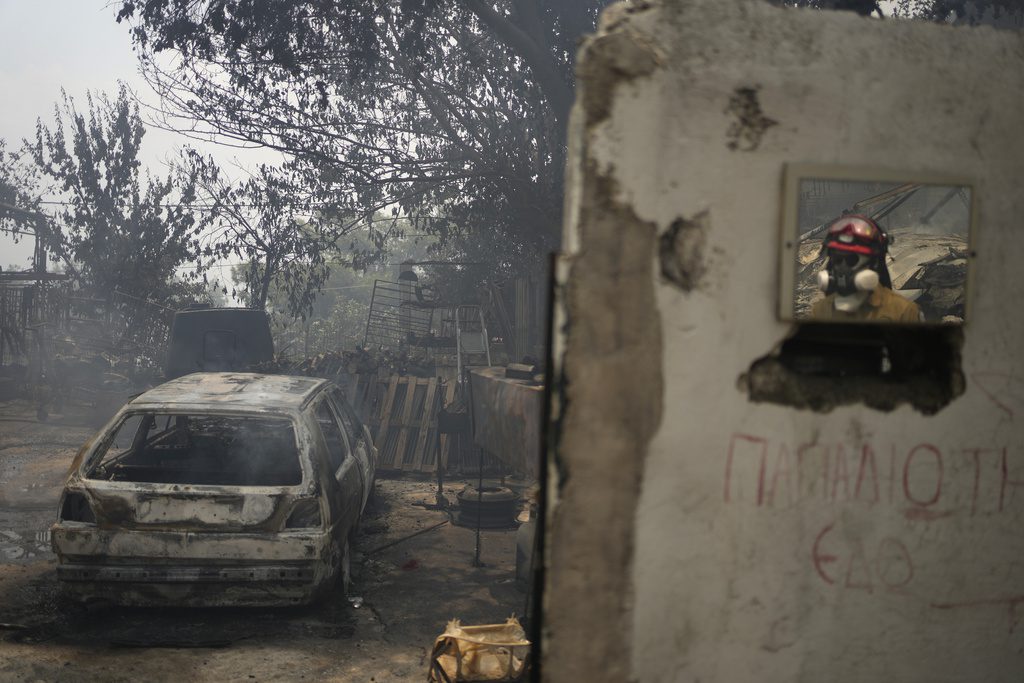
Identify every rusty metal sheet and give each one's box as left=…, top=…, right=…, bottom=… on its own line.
left=468, top=367, right=543, bottom=479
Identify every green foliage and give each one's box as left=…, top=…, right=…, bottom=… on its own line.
left=270, top=264, right=376, bottom=355
left=0, top=141, right=30, bottom=209
left=266, top=224, right=437, bottom=354
left=893, top=0, right=1022, bottom=23
left=24, top=85, right=213, bottom=317
left=774, top=0, right=1022, bottom=23
left=114, top=0, right=611, bottom=284
left=186, top=155, right=354, bottom=317
left=0, top=139, right=45, bottom=257
left=771, top=0, right=882, bottom=14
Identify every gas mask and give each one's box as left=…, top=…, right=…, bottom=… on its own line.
left=816, top=251, right=881, bottom=312
left=815, top=215, right=889, bottom=313
left=816, top=252, right=879, bottom=296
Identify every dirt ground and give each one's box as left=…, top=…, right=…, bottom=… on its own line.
left=0, top=397, right=527, bottom=682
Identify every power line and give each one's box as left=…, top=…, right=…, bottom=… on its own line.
left=112, top=288, right=177, bottom=312
left=37, top=199, right=254, bottom=210
left=318, top=283, right=376, bottom=291
left=33, top=199, right=451, bottom=220
left=0, top=228, right=37, bottom=238
left=175, top=262, right=248, bottom=270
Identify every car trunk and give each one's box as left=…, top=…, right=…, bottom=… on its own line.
left=79, top=483, right=295, bottom=532
left=52, top=481, right=330, bottom=600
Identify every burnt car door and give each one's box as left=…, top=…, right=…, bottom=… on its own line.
left=328, top=387, right=375, bottom=511
left=313, top=400, right=362, bottom=538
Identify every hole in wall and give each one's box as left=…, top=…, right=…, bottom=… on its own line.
left=659, top=212, right=708, bottom=291
left=725, top=86, right=777, bottom=151
left=740, top=323, right=964, bottom=415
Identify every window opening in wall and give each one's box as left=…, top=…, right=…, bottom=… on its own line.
left=742, top=323, right=964, bottom=414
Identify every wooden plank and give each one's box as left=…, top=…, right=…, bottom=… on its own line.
left=348, top=373, right=375, bottom=426
left=404, top=378, right=430, bottom=470
left=390, top=378, right=419, bottom=470
left=373, top=376, right=401, bottom=453
left=437, top=381, right=457, bottom=469
left=421, top=377, right=443, bottom=469
left=374, top=375, right=468, bottom=475
left=399, top=378, right=425, bottom=471
left=411, top=378, right=430, bottom=469
left=407, top=377, right=439, bottom=471
left=384, top=377, right=413, bottom=469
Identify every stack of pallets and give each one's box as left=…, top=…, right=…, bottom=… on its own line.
left=373, top=376, right=457, bottom=473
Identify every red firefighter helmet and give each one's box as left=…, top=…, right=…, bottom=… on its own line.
left=822, top=214, right=888, bottom=257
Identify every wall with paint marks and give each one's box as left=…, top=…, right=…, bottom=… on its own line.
left=544, top=1, right=1024, bottom=681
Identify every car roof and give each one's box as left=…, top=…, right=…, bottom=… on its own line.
left=129, top=372, right=329, bottom=412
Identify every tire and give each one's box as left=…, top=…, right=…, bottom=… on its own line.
left=457, top=485, right=517, bottom=504
left=455, top=486, right=519, bottom=529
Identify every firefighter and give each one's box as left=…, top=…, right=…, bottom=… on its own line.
left=810, top=214, right=923, bottom=323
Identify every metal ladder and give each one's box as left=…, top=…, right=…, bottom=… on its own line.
left=455, top=305, right=491, bottom=381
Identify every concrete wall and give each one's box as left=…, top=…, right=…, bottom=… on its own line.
left=545, top=2, right=1024, bottom=681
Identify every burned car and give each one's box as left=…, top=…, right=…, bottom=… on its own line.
left=51, top=372, right=377, bottom=606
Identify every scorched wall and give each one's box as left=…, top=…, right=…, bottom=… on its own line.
left=544, top=2, right=1024, bottom=682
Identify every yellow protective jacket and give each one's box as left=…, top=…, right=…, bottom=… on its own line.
left=810, top=285, right=923, bottom=323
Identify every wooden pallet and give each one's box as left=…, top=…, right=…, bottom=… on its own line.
left=339, top=371, right=380, bottom=426
left=373, top=376, right=457, bottom=473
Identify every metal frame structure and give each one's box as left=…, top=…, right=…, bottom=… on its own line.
left=362, top=279, right=436, bottom=350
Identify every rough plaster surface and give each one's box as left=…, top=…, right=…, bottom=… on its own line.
left=541, top=6, right=665, bottom=680
left=549, top=1, right=1024, bottom=681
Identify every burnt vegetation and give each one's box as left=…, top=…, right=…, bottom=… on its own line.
left=114, top=0, right=611, bottom=297
left=775, top=0, right=1023, bottom=23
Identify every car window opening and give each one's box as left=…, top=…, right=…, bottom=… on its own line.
left=87, top=413, right=303, bottom=486
left=316, top=403, right=349, bottom=472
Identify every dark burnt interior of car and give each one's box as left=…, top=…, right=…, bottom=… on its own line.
left=88, top=413, right=303, bottom=486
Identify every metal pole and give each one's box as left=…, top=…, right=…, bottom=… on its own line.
left=365, top=519, right=449, bottom=556
left=871, top=187, right=920, bottom=224
left=435, top=377, right=446, bottom=508
left=475, top=444, right=484, bottom=567
left=0, top=287, right=6, bottom=366
left=362, top=280, right=378, bottom=348
left=920, top=187, right=960, bottom=225
left=465, top=365, right=484, bottom=567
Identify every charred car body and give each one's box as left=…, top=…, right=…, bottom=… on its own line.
left=51, top=373, right=377, bottom=606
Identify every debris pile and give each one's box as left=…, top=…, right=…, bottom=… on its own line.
left=897, top=247, right=967, bottom=322
left=428, top=617, right=530, bottom=682
left=254, top=346, right=440, bottom=381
